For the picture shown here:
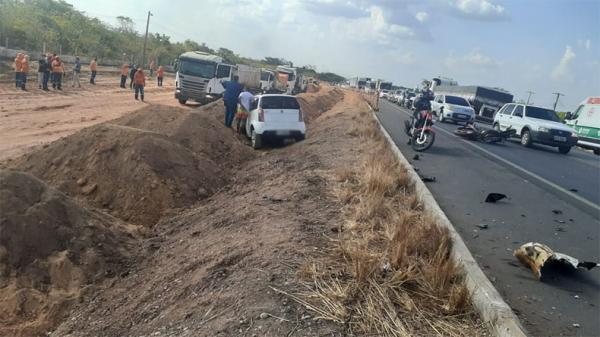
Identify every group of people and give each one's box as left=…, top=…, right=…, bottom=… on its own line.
left=14, top=53, right=98, bottom=91
left=119, top=61, right=165, bottom=102
left=222, top=75, right=254, bottom=133
left=14, top=53, right=165, bottom=102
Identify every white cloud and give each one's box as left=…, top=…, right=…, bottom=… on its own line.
left=551, top=45, right=576, bottom=81
left=449, top=0, right=508, bottom=20
left=415, top=11, right=428, bottom=22
left=578, top=39, right=591, bottom=50
left=444, top=48, right=501, bottom=68
left=395, top=51, right=416, bottom=65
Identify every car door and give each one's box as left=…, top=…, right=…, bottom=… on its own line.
left=246, top=97, right=259, bottom=138
left=509, top=105, right=525, bottom=134
left=498, top=104, right=515, bottom=130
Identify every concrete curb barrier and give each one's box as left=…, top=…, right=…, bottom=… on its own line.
left=370, top=107, right=528, bottom=337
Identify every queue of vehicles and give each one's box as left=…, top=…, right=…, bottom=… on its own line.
left=173, top=51, right=309, bottom=105
left=375, top=76, right=599, bottom=155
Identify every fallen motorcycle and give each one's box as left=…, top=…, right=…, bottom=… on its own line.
left=454, top=122, right=515, bottom=143
left=404, top=110, right=435, bottom=152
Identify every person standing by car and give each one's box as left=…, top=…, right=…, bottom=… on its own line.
left=72, top=56, right=81, bottom=88
left=133, top=67, right=146, bottom=101
left=221, top=76, right=243, bottom=128
left=89, top=57, right=97, bottom=84
left=236, top=87, right=254, bottom=134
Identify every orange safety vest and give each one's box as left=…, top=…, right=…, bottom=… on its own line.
left=14, top=57, right=23, bottom=72
left=52, top=60, right=64, bottom=73
left=90, top=60, right=97, bottom=71
left=21, top=59, right=29, bottom=72
left=134, top=70, right=145, bottom=86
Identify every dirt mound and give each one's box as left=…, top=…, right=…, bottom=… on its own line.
left=0, top=169, right=135, bottom=337
left=11, top=104, right=252, bottom=226
left=296, top=86, right=344, bottom=123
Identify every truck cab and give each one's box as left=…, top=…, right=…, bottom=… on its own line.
left=275, top=66, right=297, bottom=94
left=174, top=51, right=233, bottom=105
left=260, top=69, right=275, bottom=92
left=565, top=97, right=600, bottom=155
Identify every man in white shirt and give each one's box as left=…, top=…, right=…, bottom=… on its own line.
left=236, top=87, right=254, bottom=133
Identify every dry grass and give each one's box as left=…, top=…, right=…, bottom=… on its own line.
left=292, top=106, right=487, bottom=336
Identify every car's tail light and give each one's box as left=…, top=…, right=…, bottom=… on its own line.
left=298, top=108, right=304, bottom=122
left=258, top=108, right=264, bottom=122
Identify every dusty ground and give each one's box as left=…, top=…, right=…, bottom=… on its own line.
left=0, top=71, right=186, bottom=161
left=1, top=84, right=484, bottom=336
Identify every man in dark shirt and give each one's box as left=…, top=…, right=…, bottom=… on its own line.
left=221, top=75, right=243, bottom=128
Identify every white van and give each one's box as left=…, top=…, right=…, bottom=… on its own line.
left=565, top=97, right=600, bottom=155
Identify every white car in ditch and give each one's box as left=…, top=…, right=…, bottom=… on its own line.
left=246, top=94, right=306, bottom=149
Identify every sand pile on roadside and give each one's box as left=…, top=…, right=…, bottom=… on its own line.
left=12, top=104, right=252, bottom=226
left=296, top=86, right=344, bottom=123
left=0, top=170, right=135, bottom=337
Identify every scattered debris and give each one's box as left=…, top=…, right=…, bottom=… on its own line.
left=554, top=220, right=566, bottom=224
left=556, top=227, right=566, bottom=232
left=262, top=196, right=287, bottom=203
left=572, top=323, right=580, bottom=328
left=574, top=295, right=580, bottom=299
left=569, top=188, right=578, bottom=193
left=552, top=209, right=563, bottom=215
left=485, top=193, right=507, bottom=203
left=521, top=214, right=526, bottom=218
left=412, top=154, right=420, bottom=160
left=476, top=224, right=489, bottom=230
left=419, top=174, right=437, bottom=183
left=514, top=242, right=600, bottom=280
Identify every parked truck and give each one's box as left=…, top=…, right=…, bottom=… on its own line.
left=274, top=65, right=298, bottom=94
left=174, top=51, right=262, bottom=104
left=376, top=80, right=393, bottom=91
left=260, top=69, right=275, bottom=92
left=432, top=85, right=513, bottom=123
left=348, top=77, right=368, bottom=89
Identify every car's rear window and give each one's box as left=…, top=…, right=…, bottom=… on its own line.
left=260, top=96, right=300, bottom=109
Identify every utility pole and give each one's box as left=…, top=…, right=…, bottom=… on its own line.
left=526, top=91, right=535, bottom=105
left=552, top=92, right=564, bottom=111
left=141, top=11, right=153, bottom=68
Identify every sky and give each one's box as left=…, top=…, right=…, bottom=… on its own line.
left=73, top=0, right=599, bottom=110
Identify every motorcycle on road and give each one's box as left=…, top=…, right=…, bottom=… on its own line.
left=404, top=110, right=436, bottom=152
left=454, top=122, right=516, bottom=143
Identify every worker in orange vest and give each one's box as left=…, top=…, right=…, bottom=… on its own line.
left=120, top=63, right=130, bottom=88
left=14, top=53, right=24, bottom=88
left=51, top=56, right=65, bottom=90
left=20, top=55, right=30, bottom=91
left=156, top=65, right=164, bottom=87
left=133, top=67, right=146, bottom=101
left=89, top=57, right=97, bottom=84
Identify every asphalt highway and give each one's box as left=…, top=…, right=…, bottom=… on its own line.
left=377, top=99, right=600, bottom=337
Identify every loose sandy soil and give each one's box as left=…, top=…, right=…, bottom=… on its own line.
left=0, top=72, right=186, bottom=161
left=1, top=83, right=484, bottom=336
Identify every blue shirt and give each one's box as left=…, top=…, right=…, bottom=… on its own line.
left=222, top=80, right=243, bottom=103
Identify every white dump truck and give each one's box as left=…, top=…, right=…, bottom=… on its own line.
left=274, top=65, right=298, bottom=94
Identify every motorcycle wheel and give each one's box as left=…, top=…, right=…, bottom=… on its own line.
left=411, top=129, right=435, bottom=152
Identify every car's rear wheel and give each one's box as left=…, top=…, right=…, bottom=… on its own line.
left=251, top=129, right=262, bottom=149
left=520, top=130, right=532, bottom=147
left=494, top=123, right=501, bottom=131
left=178, top=98, right=187, bottom=105
left=594, top=149, right=600, bottom=155
left=558, top=146, right=571, bottom=154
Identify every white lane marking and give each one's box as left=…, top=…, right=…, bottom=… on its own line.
left=380, top=102, right=600, bottom=213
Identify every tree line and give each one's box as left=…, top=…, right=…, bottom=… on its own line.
left=0, top=0, right=346, bottom=82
